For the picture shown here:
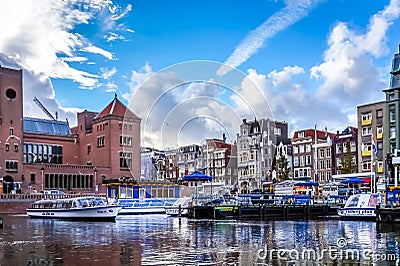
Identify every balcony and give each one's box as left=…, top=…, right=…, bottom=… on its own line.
left=362, top=150, right=372, bottom=157
left=377, top=133, right=383, bottom=139
left=377, top=166, right=384, bottom=173
left=361, top=119, right=372, bottom=126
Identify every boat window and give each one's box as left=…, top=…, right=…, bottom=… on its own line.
left=345, top=195, right=360, bottom=208
left=93, top=198, right=106, bottom=206
left=368, top=195, right=378, bottom=207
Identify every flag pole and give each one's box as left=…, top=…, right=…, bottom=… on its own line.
left=371, top=140, right=373, bottom=193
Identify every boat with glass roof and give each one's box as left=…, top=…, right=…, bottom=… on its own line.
left=337, top=193, right=383, bottom=220
left=26, top=196, right=121, bottom=221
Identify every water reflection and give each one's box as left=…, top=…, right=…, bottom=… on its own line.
left=0, top=215, right=399, bottom=265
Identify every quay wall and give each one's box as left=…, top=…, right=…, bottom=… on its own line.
left=0, top=193, right=106, bottom=214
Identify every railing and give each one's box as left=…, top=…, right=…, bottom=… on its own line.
left=0, top=193, right=107, bottom=202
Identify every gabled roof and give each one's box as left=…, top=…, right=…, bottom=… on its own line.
left=96, top=94, right=140, bottom=120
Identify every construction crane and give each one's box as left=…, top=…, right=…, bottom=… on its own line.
left=33, top=97, right=56, bottom=120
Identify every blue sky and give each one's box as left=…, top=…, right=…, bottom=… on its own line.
left=1, top=0, right=400, bottom=148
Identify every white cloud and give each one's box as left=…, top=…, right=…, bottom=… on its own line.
left=101, top=67, right=117, bottom=79
left=0, top=0, right=132, bottom=123
left=311, top=0, right=400, bottom=104
left=125, top=62, right=250, bottom=149
left=0, top=54, right=80, bottom=125
left=268, top=66, right=305, bottom=87
left=82, top=45, right=114, bottom=60
left=217, top=0, right=324, bottom=76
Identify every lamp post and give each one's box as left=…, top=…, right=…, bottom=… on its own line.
left=314, top=125, right=318, bottom=182
left=94, top=166, right=97, bottom=194
left=41, top=164, right=44, bottom=192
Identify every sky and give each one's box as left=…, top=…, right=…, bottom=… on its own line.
left=1, top=0, right=400, bottom=149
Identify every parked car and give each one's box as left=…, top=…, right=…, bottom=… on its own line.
left=43, top=190, right=65, bottom=195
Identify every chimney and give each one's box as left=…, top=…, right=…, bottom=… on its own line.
left=222, top=133, right=226, bottom=143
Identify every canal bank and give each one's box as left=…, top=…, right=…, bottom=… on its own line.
left=188, top=204, right=340, bottom=220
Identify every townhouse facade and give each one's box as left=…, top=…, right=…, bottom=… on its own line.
left=332, top=126, right=358, bottom=175
left=237, top=118, right=288, bottom=193
left=357, top=101, right=387, bottom=183
left=291, top=128, right=335, bottom=183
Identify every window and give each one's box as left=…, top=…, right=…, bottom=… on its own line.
left=87, top=145, right=91, bottom=155
left=14, top=143, right=18, bottom=152
left=326, top=148, right=331, bottom=157
left=362, top=161, right=371, bottom=171
left=390, top=109, right=396, bottom=123
left=10, top=128, right=14, bottom=136
left=30, top=173, right=36, bottom=184
left=293, top=146, right=299, bottom=154
left=274, top=127, right=281, bottom=135
left=377, top=109, right=383, bottom=118
left=298, top=131, right=305, bottom=138
left=97, top=136, right=105, bottom=147
left=120, top=135, right=132, bottom=146
left=326, top=159, right=331, bottom=169
left=306, top=144, right=311, bottom=152
left=390, top=127, right=396, bottom=139
left=300, top=156, right=304, bottom=167
left=336, top=144, right=342, bottom=154
left=5, top=160, right=18, bottom=172
left=361, top=112, right=372, bottom=121
left=299, top=145, right=304, bottom=153
left=5, top=143, right=9, bottom=152
left=362, top=127, right=372, bottom=136
left=306, top=155, right=311, bottom=165
left=320, top=149, right=325, bottom=158
left=23, top=143, right=62, bottom=164
left=319, top=160, right=325, bottom=170
left=120, top=152, right=132, bottom=169
left=293, top=156, right=299, bottom=167
left=350, top=141, right=356, bottom=152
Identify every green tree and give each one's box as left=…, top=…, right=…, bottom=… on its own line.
left=276, top=148, right=291, bottom=180
left=340, top=141, right=356, bottom=174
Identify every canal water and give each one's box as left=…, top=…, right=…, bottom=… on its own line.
left=0, top=214, right=399, bottom=265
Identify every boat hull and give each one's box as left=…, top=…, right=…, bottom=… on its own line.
left=118, top=207, right=167, bottom=215
left=26, top=206, right=121, bottom=221
left=337, top=207, right=376, bottom=221
left=165, top=207, right=189, bottom=217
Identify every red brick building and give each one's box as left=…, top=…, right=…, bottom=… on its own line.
left=0, top=66, right=141, bottom=194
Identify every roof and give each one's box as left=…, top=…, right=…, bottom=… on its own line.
left=96, top=94, right=140, bottom=120
left=23, top=117, right=71, bottom=136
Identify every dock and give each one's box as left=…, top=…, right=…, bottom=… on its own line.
left=188, top=204, right=340, bottom=220
left=376, top=206, right=400, bottom=222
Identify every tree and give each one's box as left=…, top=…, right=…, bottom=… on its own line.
left=340, top=141, right=356, bottom=174
left=276, top=148, right=291, bottom=180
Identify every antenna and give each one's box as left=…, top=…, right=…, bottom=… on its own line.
left=33, top=97, right=56, bottom=120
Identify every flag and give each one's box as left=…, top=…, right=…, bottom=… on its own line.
left=372, top=135, right=378, bottom=156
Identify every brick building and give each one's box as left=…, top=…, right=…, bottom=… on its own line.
left=0, top=66, right=141, bottom=194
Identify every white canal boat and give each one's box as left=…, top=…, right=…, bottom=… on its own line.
left=165, top=197, right=192, bottom=216
left=26, top=196, right=122, bottom=221
left=337, top=193, right=383, bottom=220
left=117, top=198, right=177, bottom=215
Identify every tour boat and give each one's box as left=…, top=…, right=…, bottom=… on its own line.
left=337, top=193, right=383, bottom=220
left=26, top=196, right=122, bottom=221
left=165, top=197, right=192, bottom=216
left=117, top=198, right=177, bottom=215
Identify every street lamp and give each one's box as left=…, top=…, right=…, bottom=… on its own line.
left=314, top=125, right=318, bottom=182
left=94, top=166, right=97, bottom=194
left=41, top=164, right=44, bottom=192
